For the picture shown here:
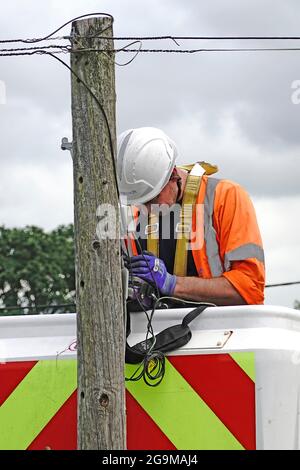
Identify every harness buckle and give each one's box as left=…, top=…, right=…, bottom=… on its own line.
left=175, top=222, right=192, bottom=234
left=145, top=223, right=159, bottom=235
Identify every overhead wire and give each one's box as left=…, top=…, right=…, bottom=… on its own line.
left=1, top=17, right=300, bottom=59
left=0, top=13, right=113, bottom=44
left=111, top=47, right=300, bottom=53
left=2, top=46, right=300, bottom=56
left=2, top=33, right=300, bottom=44
left=0, top=45, right=70, bottom=54
left=265, top=281, right=300, bottom=288
left=86, top=35, right=300, bottom=41
left=113, top=40, right=142, bottom=66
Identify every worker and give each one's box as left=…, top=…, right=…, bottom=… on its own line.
left=117, top=127, right=265, bottom=305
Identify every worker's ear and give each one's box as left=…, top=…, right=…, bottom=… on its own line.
left=170, top=167, right=181, bottom=182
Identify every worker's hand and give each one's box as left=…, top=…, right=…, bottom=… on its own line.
left=127, top=251, right=177, bottom=296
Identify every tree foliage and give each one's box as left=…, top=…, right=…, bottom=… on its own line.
left=0, top=225, right=75, bottom=315
left=294, top=300, right=300, bottom=310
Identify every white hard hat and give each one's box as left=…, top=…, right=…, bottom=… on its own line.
left=117, top=127, right=178, bottom=205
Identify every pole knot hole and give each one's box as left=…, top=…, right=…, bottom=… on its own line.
left=99, top=393, right=109, bottom=408
left=92, top=239, right=101, bottom=251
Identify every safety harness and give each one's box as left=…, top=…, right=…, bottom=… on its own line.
left=125, top=161, right=218, bottom=376
left=147, top=161, right=218, bottom=276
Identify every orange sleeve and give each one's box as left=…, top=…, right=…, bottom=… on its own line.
left=213, top=180, right=265, bottom=304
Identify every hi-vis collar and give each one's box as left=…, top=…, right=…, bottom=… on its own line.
left=146, top=161, right=218, bottom=277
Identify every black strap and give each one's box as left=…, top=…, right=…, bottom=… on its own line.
left=182, top=305, right=208, bottom=327
left=126, top=304, right=210, bottom=364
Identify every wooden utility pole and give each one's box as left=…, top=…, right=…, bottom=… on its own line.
left=70, top=17, right=126, bottom=449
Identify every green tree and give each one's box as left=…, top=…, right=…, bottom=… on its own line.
left=294, top=300, right=300, bottom=310
left=0, top=225, right=75, bottom=315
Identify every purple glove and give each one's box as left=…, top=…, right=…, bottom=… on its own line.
left=128, top=252, right=177, bottom=296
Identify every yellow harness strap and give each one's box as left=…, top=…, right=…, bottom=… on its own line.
left=173, top=164, right=203, bottom=276
left=146, top=212, right=159, bottom=256
left=146, top=161, right=218, bottom=277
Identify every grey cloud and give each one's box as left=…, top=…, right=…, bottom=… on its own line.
left=168, top=0, right=300, bottom=36
left=1, top=0, right=300, bottom=198
left=0, top=100, right=70, bottom=165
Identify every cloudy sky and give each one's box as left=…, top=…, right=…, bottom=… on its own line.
left=0, top=0, right=300, bottom=307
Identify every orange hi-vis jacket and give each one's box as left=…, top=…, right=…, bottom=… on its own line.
left=129, top=175, right=265, bottom=305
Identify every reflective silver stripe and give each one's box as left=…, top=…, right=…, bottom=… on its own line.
left=204, top=178, right=224, bottom=277
left=224, top=243, right=265, bottom=271
left=117, top=131, right=133, bottom=181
